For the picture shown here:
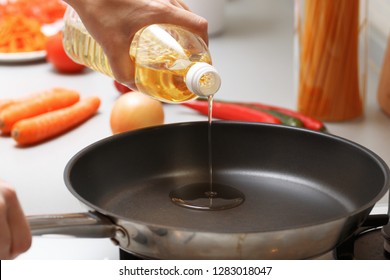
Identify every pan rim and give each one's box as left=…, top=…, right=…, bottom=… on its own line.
left=63, top=121, right=390, bottom=233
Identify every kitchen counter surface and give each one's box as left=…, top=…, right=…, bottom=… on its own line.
left=1, top=0, right=389, bottom=259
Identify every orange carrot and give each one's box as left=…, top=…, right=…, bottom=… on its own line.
left=0, top=88, right=80, bottom=134
left=0, top=14, right=47, bottom=52
left=0, top=99, right=16, bottom=112
left=0, top=91, right=56, bottom=112
left=11, top=96, right=101, bottom=146
left=0, top=0, right=66, bottom=25
left=0, top=0, right=67, bottom=52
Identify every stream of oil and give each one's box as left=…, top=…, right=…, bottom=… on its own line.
left=169, top=96, right=245, bottom=210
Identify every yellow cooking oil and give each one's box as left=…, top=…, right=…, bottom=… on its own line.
left=63, top=7, right=221, bottom=103
left=134, top=54, right=213, bottom=103
left=62, top=22, right=114, bottom=77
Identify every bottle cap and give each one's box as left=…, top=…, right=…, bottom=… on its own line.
left=185, top=62, right=221, bottom=97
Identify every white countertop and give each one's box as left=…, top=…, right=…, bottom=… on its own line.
left=0, top=0, right=388, bottom=259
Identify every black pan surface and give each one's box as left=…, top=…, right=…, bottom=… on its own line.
left=64, top=122, right=389, bottom=234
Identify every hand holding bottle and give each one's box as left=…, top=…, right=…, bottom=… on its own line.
left=63, top=0, right=209, bottom=88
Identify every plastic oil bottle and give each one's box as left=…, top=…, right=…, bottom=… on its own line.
left=62, top=6, right=221, bottom=103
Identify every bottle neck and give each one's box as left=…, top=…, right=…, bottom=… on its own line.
left=185, top=62, right=221, bottom=97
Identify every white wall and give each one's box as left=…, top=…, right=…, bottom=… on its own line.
left=369, top=0, right=390, bottom=73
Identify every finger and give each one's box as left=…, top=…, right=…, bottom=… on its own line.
left=0, top=189, right=12, bottom=259
left=103, top=35, right=137, bottom=89
left=172, top=0, right=190, bottom=10
left=0, top=182, right=31, bottom=259
left=7, top=191, right=31, bottom=259
left=163, top=8, right=209, bottom=45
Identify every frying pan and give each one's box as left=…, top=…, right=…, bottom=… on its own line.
left=29, top=122, right=390, bottom=259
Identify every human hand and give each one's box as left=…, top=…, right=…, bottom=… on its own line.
left=0, top=180, right=31, bottom=259
left=64, top=0, right=209, bottom=89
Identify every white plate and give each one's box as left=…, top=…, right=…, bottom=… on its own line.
left=0, top=50, right=46, bottom=63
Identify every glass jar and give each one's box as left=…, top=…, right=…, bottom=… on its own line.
left=294, top=0, right=368, bottom=122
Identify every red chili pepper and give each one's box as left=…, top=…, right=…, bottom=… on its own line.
left=246, top=102, right=326, bottom=131
left=182, top=100, right=282, bottom=124
left=183, top=99, right=327, bottom=132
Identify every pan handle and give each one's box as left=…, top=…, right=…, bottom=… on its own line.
left=28, top=212, right=117, bottom=238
